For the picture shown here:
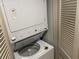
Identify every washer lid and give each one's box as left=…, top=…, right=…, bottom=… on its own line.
left=2, top=0, right=47, bottom=32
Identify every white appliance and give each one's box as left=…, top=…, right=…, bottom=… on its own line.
left=14, top=40, right=54, bottom=59
left=0, top=0, right=54, bottom=59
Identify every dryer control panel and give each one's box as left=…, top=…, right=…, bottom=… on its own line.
left=1, top=0, right=48, bottom=43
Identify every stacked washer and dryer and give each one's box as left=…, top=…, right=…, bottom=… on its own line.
left=1, top=0, right=54, bottom=59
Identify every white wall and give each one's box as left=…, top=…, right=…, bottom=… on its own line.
left=44, top=0, right=54, bottom=45
left=45, top=0, right=58, bottom=47
left=45, top=1, right=59, bottom=59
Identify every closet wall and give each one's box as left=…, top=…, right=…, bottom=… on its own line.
left=45, top=0, right=58, bottom=47
left=44, top=0, right=53, bottom=45
left=45, top=0, right=59, bottom=59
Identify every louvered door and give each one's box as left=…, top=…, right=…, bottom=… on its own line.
left=58, top=0, right=77, bottom=59
left=0, top=25, right=10, bottom=59
left=0, top=7, right=14, bottom=59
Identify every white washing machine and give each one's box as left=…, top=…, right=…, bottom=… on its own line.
left=14, top=40, right=54, bottom=59
left=0, top=0, right=54, bottom=59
